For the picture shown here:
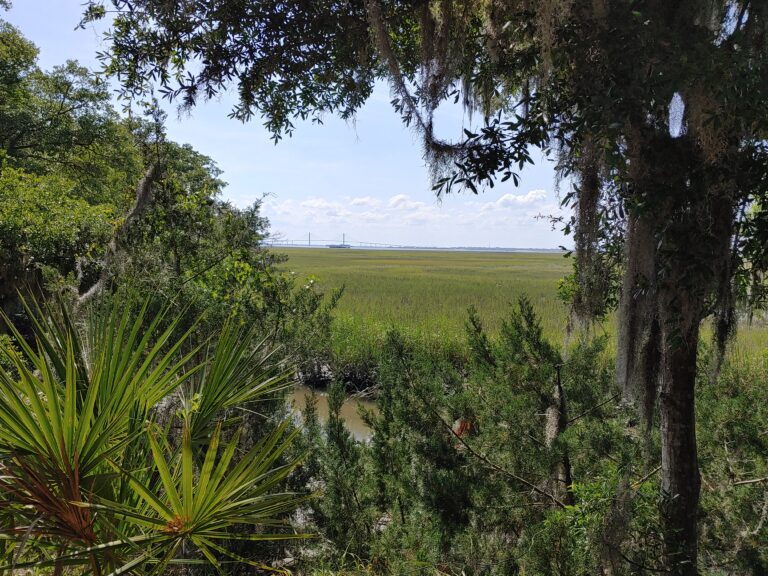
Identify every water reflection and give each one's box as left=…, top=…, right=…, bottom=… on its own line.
left=289, top=385, right=375, bottom=441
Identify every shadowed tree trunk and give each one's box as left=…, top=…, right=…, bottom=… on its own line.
left=658, top=279, right=704, bottom=575
left=616, top=129, right=710, bottom=573
left=631, top=127, right=734, bottom=573
left=659, top=319, right=701, bottom=574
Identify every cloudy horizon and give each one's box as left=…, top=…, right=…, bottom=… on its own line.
left=262, top=189, right=566, bottom=248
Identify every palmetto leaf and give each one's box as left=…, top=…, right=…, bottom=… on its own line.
left=0, top=299, right=196, bottom=566
left=93, top=420, right=309, bottom=574
left=0, top=297, right=309, bottom=574
left=184, top=318, right=293, bottom=446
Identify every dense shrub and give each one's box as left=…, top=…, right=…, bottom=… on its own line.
left=295, top=299, right=768, bottom=575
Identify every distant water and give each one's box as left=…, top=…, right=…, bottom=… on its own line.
left=289, top=385, right=375, bottom=441
left=268, top=243, right=567, bottom=254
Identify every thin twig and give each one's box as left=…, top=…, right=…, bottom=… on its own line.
left=617, top=549, right=670, bottom=573
left=177, top=253, right=231, bottom=287
left=631, top=465, right=661, bottom=490
left=733, top=477, right=768, bottom=487
left=414, top=387, right=566, bottom=509
left=567, top=393, right=619, bottom=424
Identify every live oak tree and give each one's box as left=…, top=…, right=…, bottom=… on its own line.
left=81, top=0, right=378, bottom=139
left=438, top=4, right=768, bottom=573
left=0, top=21, right=142, bottom=201
left=434, top=5, right=768, bottom=573
left=82, top=1, right=768, bottom=573
left=0, top=168, right=116, bottom=319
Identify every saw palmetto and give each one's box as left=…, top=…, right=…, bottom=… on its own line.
left=0, top=298, right=307, bottom=574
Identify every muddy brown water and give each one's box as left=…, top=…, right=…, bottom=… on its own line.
left=289, top=385, right=375, bottom=440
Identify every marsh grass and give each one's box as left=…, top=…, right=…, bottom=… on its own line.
left=279, top=248, right=768, bottom=364
left=280, top=249, right=565, bottom=369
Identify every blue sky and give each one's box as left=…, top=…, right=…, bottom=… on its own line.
left=6, top=1, right=568, bottom=248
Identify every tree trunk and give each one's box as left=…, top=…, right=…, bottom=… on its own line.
left=655, top=187, right=732, bottom=573
left=618, top=126, right=712, bottom=573
left=76, top=163, right=161, bottom=308
left=659, top=304, right=701, bottom=575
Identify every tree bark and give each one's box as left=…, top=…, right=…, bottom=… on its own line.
left=658, top=298, right=702, bottom=575
left=544, top=365, right=574, bottom=506
left=618, top=126, right=710, bottom=573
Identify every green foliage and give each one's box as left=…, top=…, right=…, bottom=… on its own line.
left=83, top=0, right=377, bottom=139
left=0, top=168, right=115, bottom=310
left=697, top=356, right=768, bottom=572
left=0, top=20, right=137, bottom=194
left=0, top=19, right=36, bottom=91
left=0, top=20, right=143, bottom=321
left=111, top=152, right=339, bottom=377
left=304, top=380, right=377, bottom=562
left=5, top=3, right=767, bottom=572
left=293, top=295, right=768, bottom=575
left=0, top=23, right=337, bottom=388
left=298, top=299, right=644, bottom=575
left=0, top=297, right=306, bottom=574
left=183, top=317, right=293, bottom=447
left=0, top=333, right=17, bottom=378
left=0, top=168, right=114, bottom=263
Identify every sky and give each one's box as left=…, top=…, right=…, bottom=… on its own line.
left=5, top=1, right=568, bottom=249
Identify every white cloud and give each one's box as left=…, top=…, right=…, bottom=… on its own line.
left=358, top=210, right=388, bottom=223
left=498, top=189, right=547, bottom=206
left=388, top=194, right=410, bottom=208
left=477, top=189, right=547, bottom=213
left=300, top=198, right=334, bottom=210
left=350, top=196, right=381, bottom=207
left=262, top=189, right=563, bottom=247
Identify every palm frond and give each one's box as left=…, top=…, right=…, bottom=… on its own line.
left=92, top=420, right=309, bottom=574
left=184, top=318, right=293, bottom=445
left=0, top=297, right=308, bottom=574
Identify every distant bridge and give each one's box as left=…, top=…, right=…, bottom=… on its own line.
left=265, top=236, right=411, bottom=249
left=264, top=235, right=564, bottom=253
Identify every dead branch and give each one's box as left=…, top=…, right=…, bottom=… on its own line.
left=733, top=477, right=768, bottom=487
left=76, top=163, right=161, bottom=308
left=568, top=393, right=620, bottom=424
left=631, top=465, right=661, bottom=490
